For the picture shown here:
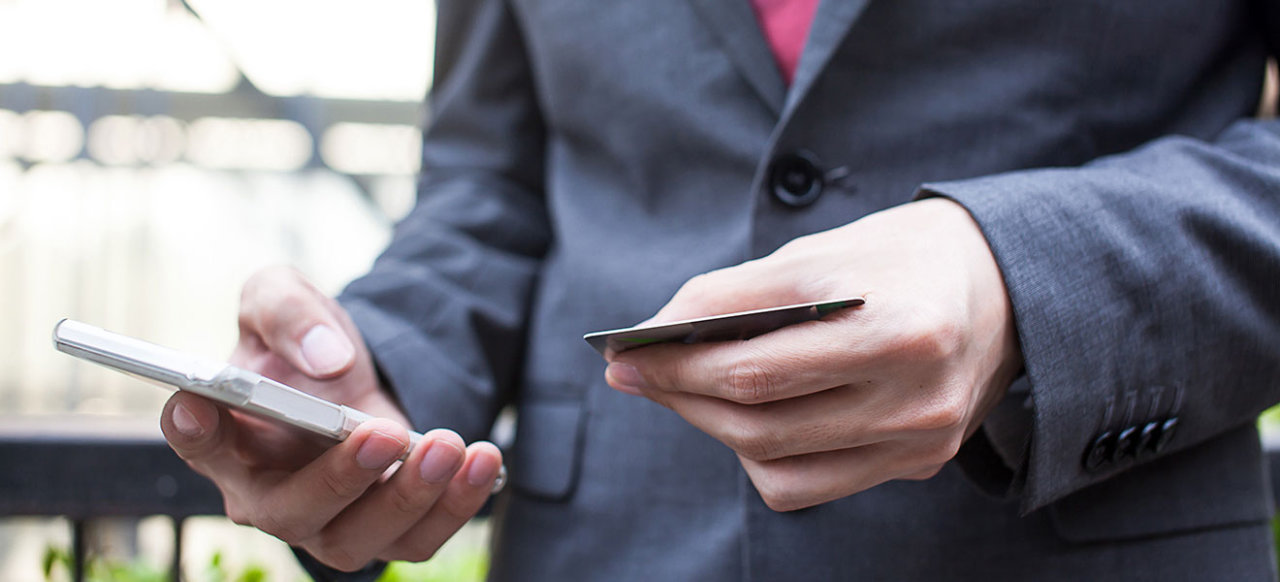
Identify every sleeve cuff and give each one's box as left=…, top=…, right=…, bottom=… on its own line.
left=291, top=547, right=386, bottom=582
left=916, top=168, right=1115, bottom=512
left=952, top=376, right=1034, bottom=501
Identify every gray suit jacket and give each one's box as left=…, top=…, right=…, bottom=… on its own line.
left=337, top=0, right=1280, bottom=579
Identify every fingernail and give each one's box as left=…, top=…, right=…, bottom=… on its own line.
left=172, top=403, right=204, bottom=437
left=419, top=441, right=463, bottom=484
left=606, top=362, right=647, bottom=395
left=467, top=452, right=501, bottom=487
left=356, top=431, right=404, bottom=470
left=301, top=325, right=354, bottom=375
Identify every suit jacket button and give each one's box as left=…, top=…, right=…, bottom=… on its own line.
left=1153, top=417, right=1179, bottom=453
left=1082, top=431, right=1114, bottom=472
left=768, top=151, right=824, bottom=207
left=1136, top=421, right=1161, bottom=457
left=1112, top=425, right=1138, bottom=462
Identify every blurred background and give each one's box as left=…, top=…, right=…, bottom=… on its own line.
left=0, top=0, right=488, bottom=579
left=4, top=1, right=1280, bottom=581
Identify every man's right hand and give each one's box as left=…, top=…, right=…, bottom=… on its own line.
left=159, top=267, right=504, bottom=572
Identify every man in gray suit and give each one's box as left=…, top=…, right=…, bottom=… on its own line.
left=161, top=0, right=1280, bottom=579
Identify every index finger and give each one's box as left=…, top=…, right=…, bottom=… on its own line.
left=252, top=418, right=410, bottom=542
left=607, top=317, right=862, bottom=404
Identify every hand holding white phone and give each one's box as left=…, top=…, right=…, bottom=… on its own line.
left=53, top=318, right=505, bottom=493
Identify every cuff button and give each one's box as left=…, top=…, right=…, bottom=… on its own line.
left=1082, top=431, right=1115, bottom=472
left=1112, top=425, right=1138, bottom=463
left=1152, top=417, right=1179, bottom=454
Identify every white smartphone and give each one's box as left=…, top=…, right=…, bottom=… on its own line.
left=53, top=319, right=505, bottom=493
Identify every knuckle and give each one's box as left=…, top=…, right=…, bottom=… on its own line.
left=905, top=464, right=946, bottom=481
left=253, top=509, right=303, bottom=544
left=910, top=433, right=964, bottom=474
left=387, top=541, right=440, bottom=564
left=311, top=542, right=367, bottom=573
left=666, top=272, right=732, bottom=320
left=436, top=489, right=485, bottom=523
left=898, top=311, right=966, bottom=363
left=385, top=483, right=426, bottom=517
left=915, top=403, right=966, bottom=435
left=754, top=475, right=807, bottom=513
left=912, top=388, right=968, bottom=434
left=929, top=433, right=966, bottom=466
left=402, top=548, right=440, bottom=564
left=761, top=495, right=804, bottom=513
left=726, top=360, right=776, bottom=404
left=223, top=501, right=251, bottom=527
left=746, top=462, right=809, bottom=512
left=674, top=273, right=717, bottom=304
left=320, top=469, right=369, bottom=501
left=726, top=416, right=784, bottom=461
left=440, top=496, right=479, bottom=523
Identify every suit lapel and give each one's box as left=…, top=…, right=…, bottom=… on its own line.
left=685, top=0, right=874, bottom=120
left=783, top=0, right=873, bottom=114
left=685, top=0, right=788, bottom=115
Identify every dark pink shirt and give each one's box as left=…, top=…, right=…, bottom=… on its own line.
left=748, top=0, right=821, bottom=84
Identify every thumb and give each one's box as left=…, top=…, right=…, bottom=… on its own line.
left=236, top=267, right=356, bottom=378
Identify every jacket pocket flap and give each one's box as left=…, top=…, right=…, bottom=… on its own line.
left=509, top=399, right=587, bottom=501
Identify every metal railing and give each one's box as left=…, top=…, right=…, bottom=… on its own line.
left=0, top=419, right=221, bottom=582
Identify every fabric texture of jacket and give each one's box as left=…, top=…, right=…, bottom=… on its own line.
left=336, top=0, right=1280, bottom=578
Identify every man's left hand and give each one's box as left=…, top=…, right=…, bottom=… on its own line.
left=604, top=198, right=1023, bottom=511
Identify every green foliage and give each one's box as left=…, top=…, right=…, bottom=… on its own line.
left=1259, top=406, right=1280, bottom=431
left=236, top=563, right=268, bottom=582
left=205, top=550, right=226, bottom=581
left=1271, top=515, right=1280, bottom=570
left=41, top=545, right=166, bottom=582
left=376, top=552, right=489, bottom=582
left=42, top=544, right=272, bottom=582
left=40, top=532, right=491, bottom=581
left=94, top=561, right=166, bottom=582
left=198, top=549, right=271, bottom=582
left=1260, top=409, right=1280, bottom=563
left=42, top=546, right=69, bottom=580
